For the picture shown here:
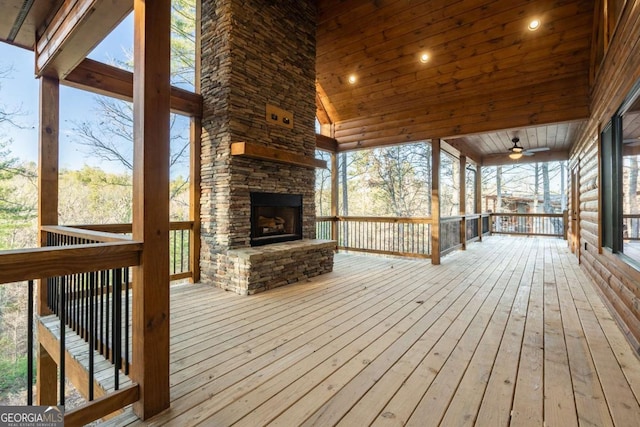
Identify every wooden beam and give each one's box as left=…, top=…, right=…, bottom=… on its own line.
left=316, top=80, right=339, bottom=124
left=190, top=117, right=201, bottom=283
left=231, top=142, right=327, bottom=169
left=36, top=345, right=57, bottom=406
left=459, top=155, right=466, bottom=250
left=40, top=225, right=132, bottom=243
left=0, top=242, right=142, bottom=284
left=316, top=92, right=331, bottom=125
left=476, top=166, right=483, bottom=241
left=37, top=75, right=58, bottom=404
left=481, top=150, right=569, bottom=166
left=444, top=138, right=482, bottom=164
left=330, top=152, right=338, bottom=241
left=316, top=133, right=338, bottom=152
left=64, top=384, right=139, bottom=427
left=131, top=0, right=171, bottom=419
left=623, top=144, right=640, bottom=156
left=431, top=138, right=441, bottom=265
left=38, top=75, right=59, bottom=309
left=63, top=58, right=203, bottom=117
left=36, top=0, right=131, bottom=78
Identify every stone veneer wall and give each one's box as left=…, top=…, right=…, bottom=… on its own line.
left=200, top=0, right=321, bottom=291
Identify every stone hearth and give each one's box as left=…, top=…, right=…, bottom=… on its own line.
left=226, top=239, right=336, bottom=295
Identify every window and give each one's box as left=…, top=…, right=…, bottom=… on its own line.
left=466, top=164, right=477, bottom=214
left=602, top=79, right=640, bottom=265
left=440, top=150, right=460, bottom=217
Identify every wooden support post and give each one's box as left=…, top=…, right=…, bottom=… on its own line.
left=459, top=155, right=467, bottom=250
left=189, top=0, right=202, bottom=283
left=190, top=117, right=202, bottom=283
left=331, top=152, right=339, bottom=242
left=36, top=345, right=57, bottom=405
left=37, top=76, right=59, bottom=405
left=38, top=76, right=59, bottom=313
left=477, top=166, right=483, bottom=241
left=431, top=139, right=441, bottom=265
left=131, top=0, right=171, bottom=419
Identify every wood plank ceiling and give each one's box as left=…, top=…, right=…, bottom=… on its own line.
left=316, top=0, right=595, bottom=163
left=0, top=0, right=131, bottom=79
left=0, top=0, right=62, bottom=50
left=1, top=0, right=597, bottom=164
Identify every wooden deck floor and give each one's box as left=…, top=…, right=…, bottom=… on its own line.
left=106, top=236, right=640, bottom=427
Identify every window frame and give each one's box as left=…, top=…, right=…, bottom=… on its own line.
left=601, top=78, right=640, bottom=269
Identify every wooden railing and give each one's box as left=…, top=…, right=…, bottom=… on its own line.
left=43, top=227, right=133, bottom=376
left=316, top=216, right=432, bottom=258
left=317, top=211, right=563, bottom=260
left=623, top=214, right=640, bottom=240
left=0, top=227, right=142, bottom=425
left=440, top=216, right=463, bottom=255
left=440, top=214, right=492, bottom=255
left=489, top=212, right=567, bottom=238
left=481, top=213, right=491, bottom=237
left=72, top=221, right=196, bottom=281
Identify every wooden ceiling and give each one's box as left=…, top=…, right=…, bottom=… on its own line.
left=317, top=0, right=595, bottom=162
left=0, top=0, right=130, bottom=78
left=1, top=0, right=597, bottom=164
left=0, top=0, right=61, bottom=50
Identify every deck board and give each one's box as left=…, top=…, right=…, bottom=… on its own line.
left=99, top=236, right=640, bottom=427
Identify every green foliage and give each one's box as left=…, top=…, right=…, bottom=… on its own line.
left=170, top=0, right=197, bottom=88
left=59, top=166, right=133, bottom=224
left=0, top=356, right=32, bottom=399
left=1, top=68, right=37, bottom=249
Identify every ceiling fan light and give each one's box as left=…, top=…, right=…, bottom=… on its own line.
left=509, top=152, right=523, bottom=160
left=512, top=146, right=523, bottom=153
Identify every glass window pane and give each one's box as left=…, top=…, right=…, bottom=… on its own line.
left=315, top=149, right=332, bottom=216
left=339, top=142, right=432, bottom=217
left=440, top=151, right=460, bottom=217
left=622, top=97, right=640, bottom=262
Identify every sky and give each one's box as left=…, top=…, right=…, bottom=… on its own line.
left=0, top=13, right=168, bottom=175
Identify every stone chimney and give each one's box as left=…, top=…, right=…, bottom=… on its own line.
left=199, top=0, right=334, bottom=294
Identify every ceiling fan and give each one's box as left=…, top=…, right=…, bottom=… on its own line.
left=508, top=137, right=550, bottom=159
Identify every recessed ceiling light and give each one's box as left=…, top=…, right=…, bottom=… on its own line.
left=420, top=53, right=430, bottom=63
left=348, top=74, right=357, bottom=84
left=528, top=19, right=540, bottom=31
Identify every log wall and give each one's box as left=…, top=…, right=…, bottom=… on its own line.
left=570, top=0, right=640, bottom=351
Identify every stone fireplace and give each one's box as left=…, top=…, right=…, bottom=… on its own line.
left=251, top=192, right=302, bottom=246
left=199, top=0, right=335, bottom=295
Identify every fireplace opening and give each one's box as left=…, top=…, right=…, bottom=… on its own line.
left=251, top=192, right=302, bottom=246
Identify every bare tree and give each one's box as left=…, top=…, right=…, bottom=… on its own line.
left=542, top=162, right=552, bottom=213
left=315, top=150, right=331, bottom=216
left=69, top=1, right=195, bottom=175
left=71, top=99, right=189, bottom=172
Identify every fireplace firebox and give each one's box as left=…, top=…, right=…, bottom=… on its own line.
left=250, top=192, right=303, bottom=246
